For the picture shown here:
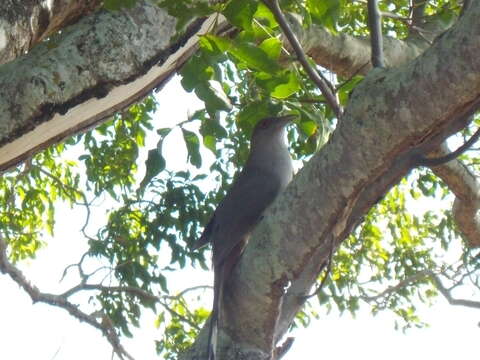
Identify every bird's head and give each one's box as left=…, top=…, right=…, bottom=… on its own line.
left=250, top=114, right=296, bottom=144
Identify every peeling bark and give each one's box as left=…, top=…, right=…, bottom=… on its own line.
left=0, top=2, right=222, bottom=172
left=0, top=0, right=102, bottom=65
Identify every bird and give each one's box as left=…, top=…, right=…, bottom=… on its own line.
left=193, top=114, right=295, bottom=360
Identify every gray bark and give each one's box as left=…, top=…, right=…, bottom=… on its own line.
left=0, top=0, right=102, bottom=65
left=185, top=3, right=480, bottom=359
left=0, top=1, right=479, bottom=360
left=0, top=1, right=218, bottom=172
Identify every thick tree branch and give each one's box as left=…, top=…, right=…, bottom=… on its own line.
left=0, top=2, right=225, bottom=173
left=286, top=7, right=451, bottom=79
left=429, top=143, right=480, bottom=248
left=203, top=3, right=480, bottom=356
left=0, top=0, right=102, bottom=65
left=279, top=7, right=480, bottom=248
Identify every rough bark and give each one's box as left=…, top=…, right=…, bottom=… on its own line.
left=430, top=144, right=480, bottom=247
left=184, top=4, right=480, bottom=359
left=290, top=11, right=480, bottom=249
left=0, top=1, right=223, bottom=173
left=0, top=0, right=101, bottom=65
left=1, top=2, right=479, bottom=360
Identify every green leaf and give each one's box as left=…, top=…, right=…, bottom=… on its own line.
left=140, top=148, right=166, bottom=190
left=236, top=101, right=282, bottom=130
left=255, top=70, right=300, bottom=99
left=270, top=71, right=301, bottom=99
left=254, top=3, right=277, bottom=28
left=299, top=119, right=318, bottom=137
left=258, top=38, right=282, bottom=60
left=229, top=41, right=281, bottom=73
left=223, top=0, right=258, bottom=31
left=194, top=81, right=232, bottom=114
left=203, top=135, right=216, bottom=154
left=204, top=35, right=280, bottom=74
left=182, top=129, right=202, bottom=168
left=307, top=0, right=341, bottom=32
left=180, top=54, right=215, bottom=92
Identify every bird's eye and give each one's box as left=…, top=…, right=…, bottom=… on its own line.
left=259, top=119, right=270, bottom=129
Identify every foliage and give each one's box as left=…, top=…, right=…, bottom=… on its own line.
left=1, top=0, right=479, bottom=358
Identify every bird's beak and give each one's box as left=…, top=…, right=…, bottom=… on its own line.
left=277, top=114, right=297, bottom=126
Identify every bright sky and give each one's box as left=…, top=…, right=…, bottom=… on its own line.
left=1, top=77, right=479, bottom=360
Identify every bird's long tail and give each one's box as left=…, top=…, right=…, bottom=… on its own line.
left=206, top=267, right=223, bottom=360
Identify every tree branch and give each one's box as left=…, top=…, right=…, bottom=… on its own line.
left=0, top=236, right=135, bottom=360
left=361, top=269, right=480, bottom=309
left=428, top=142, right=480, bottom=248
left=367, top=0, right=385, bottom=68
left=415, top=126, right=480, bottom=167
left=262, top=0, right=342, bottom=118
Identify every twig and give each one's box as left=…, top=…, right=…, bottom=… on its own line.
left=361, top=271, right=429, bottom=302
left=62, top=283, right=159, bottom=302
left=416, top=126, right=480, bottom=167
left=428, top=270, right=480, bottom=309
left=35, top=166, right=92, bottom=234
left=0, top=236, right=135, bottom=360
left=158, top=298, right=201, bottom=330
left=361, top=269, right=480, bottom=309
left=367, top=0, right=385, bottom=68
left=262, top=0, right=342, bottom=118
left=380, top=11, right=410, bottom=22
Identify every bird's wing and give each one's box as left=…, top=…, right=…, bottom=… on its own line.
left=192, top=213, right=216, bottom=250
left=211, top=166, right=281, bottom=268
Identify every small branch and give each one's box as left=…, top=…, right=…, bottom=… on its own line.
left=274, top=337, right=295, bottom=360
left=367, top=0, right=385, bottom=68
left=415, top=126, right=480, bottom=167
left=361, top=269, right=480, bottom=310
left=262, top=0, right=342, bottom=118
left=35, top=166, right=92, bottom=234
left=361, top=271, right=429, bottom=302
left=62, top=283, right=159, bottom=302
left=411, top=0, right=427, bottom=27
left=0, top=236, right=135, bottom=360
left=460, top=0, right=472, bottom=17
left=380, top=11, right=410, bottom=22
left=428, top=270, right=480, bottom=309
left=167, top=284, right=212, bottom=299
left=62, top=279, right=210, bottom=330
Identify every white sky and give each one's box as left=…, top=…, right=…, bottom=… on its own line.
left=1, top=77, right=479, bottom=360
